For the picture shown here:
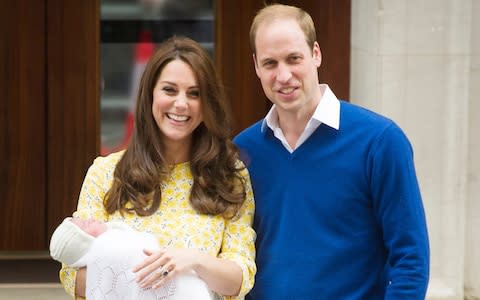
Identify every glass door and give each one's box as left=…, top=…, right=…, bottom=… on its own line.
left=100, top=0, right=214, bottom=155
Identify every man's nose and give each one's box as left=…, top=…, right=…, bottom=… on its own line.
left=276, top=64, right=292, bottom=83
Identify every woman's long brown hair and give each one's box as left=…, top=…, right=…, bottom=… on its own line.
left=104, top=36, right=246, bottom=219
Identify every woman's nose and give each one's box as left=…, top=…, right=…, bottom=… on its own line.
left=174, top=95, right=188, bottom=108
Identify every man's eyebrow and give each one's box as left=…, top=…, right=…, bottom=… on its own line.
left=287, top=51, right=303, bottom=57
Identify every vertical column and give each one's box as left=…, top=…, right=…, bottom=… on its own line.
left=465, top=1, right=480, bottom=297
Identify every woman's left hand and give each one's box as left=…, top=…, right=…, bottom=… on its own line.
left=132, top=248, right=201, bottom=289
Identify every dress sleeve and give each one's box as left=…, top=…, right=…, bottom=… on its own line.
left=59, top=155, right=113, bottom=298
left=218, top=167, right=257, bottom=299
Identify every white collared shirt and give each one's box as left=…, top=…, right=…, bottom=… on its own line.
left=261, top=84, right=340, bottom=153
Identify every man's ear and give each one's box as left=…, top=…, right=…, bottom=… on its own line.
left=312, top=41, right=322, bottom=67
left=253, top=53, right=260, bottom=77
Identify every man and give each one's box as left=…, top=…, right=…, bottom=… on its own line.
left=233, top=4, right=429, bottom=299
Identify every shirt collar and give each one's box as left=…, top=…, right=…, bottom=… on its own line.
left=261, top=84, right=340, bottom=132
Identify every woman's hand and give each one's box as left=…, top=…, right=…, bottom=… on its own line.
left=132, top=248, right=201, bottom=289
left=133, top=247, right=243, bottom=296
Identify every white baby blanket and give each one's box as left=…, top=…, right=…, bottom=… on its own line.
left=76, top=226, right=213, bottom=300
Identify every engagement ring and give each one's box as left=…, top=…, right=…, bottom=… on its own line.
left=158, top=266, right=169, bottom=277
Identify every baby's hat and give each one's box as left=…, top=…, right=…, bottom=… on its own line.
left=49, top=217, right=95, bottom=266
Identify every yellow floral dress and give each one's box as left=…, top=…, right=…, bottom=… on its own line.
left=59, top=151, right=256, bottom=300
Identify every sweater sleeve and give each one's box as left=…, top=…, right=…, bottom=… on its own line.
left=217, top=167, right=257, bottom=299
left=368, top=123, right=430, bottom=299
left=59, top=154, right=114, bottom=298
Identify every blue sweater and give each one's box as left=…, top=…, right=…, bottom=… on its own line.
left=234, top=101, right=429, bottom=300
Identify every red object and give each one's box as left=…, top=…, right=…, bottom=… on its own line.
left=135, top=31, right=155, bottom=63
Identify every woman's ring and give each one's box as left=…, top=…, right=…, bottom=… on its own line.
left=158, top=266, right=169, bottom=277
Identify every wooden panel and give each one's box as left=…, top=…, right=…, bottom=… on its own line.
left=216, top=0, right=351, bottom=135
left=0, top=0, right=47, bottom=250
left=215, top=0, right=270, bottom=135
left=46, top=0, right=100, bottom=239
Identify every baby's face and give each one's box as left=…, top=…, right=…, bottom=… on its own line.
left=71, top=218, right=107, bottom=237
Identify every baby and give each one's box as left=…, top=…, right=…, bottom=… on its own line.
left=50, top=217, right=214, bottom=300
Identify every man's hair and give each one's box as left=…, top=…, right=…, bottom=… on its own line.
left=249, top=3, right=317, bottom=55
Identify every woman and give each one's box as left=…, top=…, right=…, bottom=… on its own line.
left=59, top=36, right=256, bottom=300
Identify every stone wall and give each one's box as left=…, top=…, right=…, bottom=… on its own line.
left=350, top=0, right=479, bottom=298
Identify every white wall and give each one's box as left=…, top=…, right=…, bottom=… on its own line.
left=350, top=0, right=478, bottom=298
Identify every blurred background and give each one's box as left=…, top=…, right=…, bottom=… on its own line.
left=100, top=0, right=214, bottom=155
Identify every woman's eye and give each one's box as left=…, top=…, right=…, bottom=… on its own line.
left=188, top=90, right=200, bottom=98
left=263, top=61, right=275, bottom=68
left=162, top=86, right=176, bottom=94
